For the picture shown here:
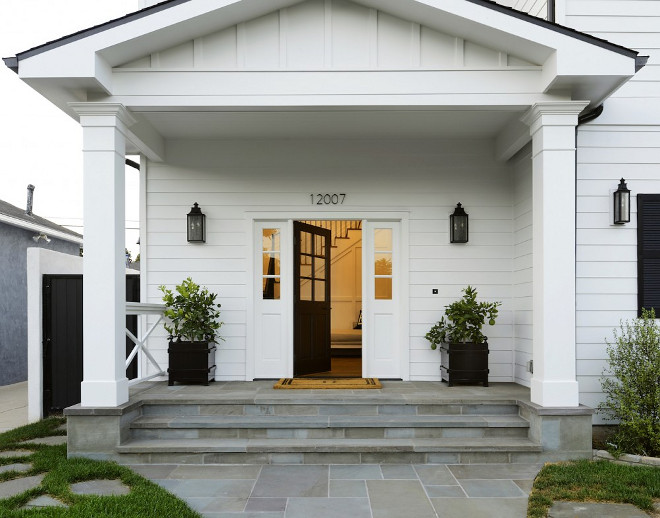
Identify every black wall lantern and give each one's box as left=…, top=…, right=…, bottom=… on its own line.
left=613, top=178, right=631, bottom=225
left=450, top=202, right=469, bottom=243
left=187, top=202, right=206, bottom=243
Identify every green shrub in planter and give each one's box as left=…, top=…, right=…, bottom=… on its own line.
left=425, top=286, right=501, bottom=387
left=425, top=285, right=501, bottom=349
left=599, top=308, right=660, bottom=457
left=159, top=277, right=223, bottom=343
left=160, top=278, right=224, bottom=386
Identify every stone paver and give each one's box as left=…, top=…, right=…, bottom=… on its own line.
left=21, top=435, right=67, bottom=446
left=0, top=450, right=32, bottom=459
left=367, top=479, right=437, bottom=518
left=21, top=495, right=69, bottom=509
left=70, top=479, right=131, bottom=496
left=329, top=479, right=367, bottom=497
left=0, top=463, right=31, bottom=475
left=548, top=501, right=651, bottom=517
left=251, top=465, right=328, bottom=498
left=431, top=497, right=528, bottom=518
left=0, top=474, right=45, bottom=498
left=286, top=497, right=371, bottom=518
left=460, top=479, right=527, bottom=498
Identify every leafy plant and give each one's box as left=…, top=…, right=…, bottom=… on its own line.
left=598, top=308, right=660, bottom=457
left=159, top=277, right=223, bottom=343
left=425, top=285, right=501, bottom=349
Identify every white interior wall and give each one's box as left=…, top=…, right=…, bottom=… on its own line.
left=329, top=229, right=362, bottom=331
left=144, top=137, right=515, bottom=381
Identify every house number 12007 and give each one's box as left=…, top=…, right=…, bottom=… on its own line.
left=311, top=194, right=346, bottom=205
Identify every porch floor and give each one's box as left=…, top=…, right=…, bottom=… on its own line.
left=127, top=380, right=532, bottom=405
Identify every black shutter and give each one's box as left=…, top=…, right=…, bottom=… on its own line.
left=638, top=194, right=660, bottom=315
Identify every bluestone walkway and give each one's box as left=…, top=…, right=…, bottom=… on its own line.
left=128, top=462, right=540, bottom=518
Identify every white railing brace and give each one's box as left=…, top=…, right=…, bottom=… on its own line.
left=125, top=302, right=167, bottom=386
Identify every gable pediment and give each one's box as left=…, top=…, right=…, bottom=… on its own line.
left=118, top=0, right=537, bottom=71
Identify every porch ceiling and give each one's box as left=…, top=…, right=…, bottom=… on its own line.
left=132, top=107, right=525, bottom=141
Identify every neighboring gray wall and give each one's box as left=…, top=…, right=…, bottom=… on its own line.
left=0, top=223, right=80, bottom=386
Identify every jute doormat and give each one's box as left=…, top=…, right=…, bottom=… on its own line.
left=273, top=378, right=382, bottom=389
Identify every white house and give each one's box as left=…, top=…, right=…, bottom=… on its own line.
left=4, top=0, right=660, bottom=460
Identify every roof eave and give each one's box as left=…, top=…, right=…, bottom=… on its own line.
left=0, top=213, right=83, bottom=245
left=3, top=57, right=18, bottom=73
left=5, top=0, right=641, bottom=68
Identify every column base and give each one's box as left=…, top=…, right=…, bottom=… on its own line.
left=81, top=378, right=129, bottom=407
left=531, top=378, right=580, bottom=407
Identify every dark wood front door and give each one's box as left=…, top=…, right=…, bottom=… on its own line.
left=294, top=221, right=331, bottom=376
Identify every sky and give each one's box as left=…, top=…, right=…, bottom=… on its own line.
left=0, top=0, right=141, bottom=257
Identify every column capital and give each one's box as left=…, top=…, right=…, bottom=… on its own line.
left=521, top=101, right=589, bottom=132
left=68, top=102, right=137, bottom=128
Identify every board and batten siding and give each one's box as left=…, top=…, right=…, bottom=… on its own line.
left=122, top=0, right=537, bottom=71
left=566, top=1, right=660, bottom=420
left=143, top=138, right=517, bottom=381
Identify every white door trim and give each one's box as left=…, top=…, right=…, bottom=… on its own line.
left=247, top=210, right=409, bottom=380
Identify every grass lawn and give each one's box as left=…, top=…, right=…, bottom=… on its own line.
left=528, top=459, right=660, bottom=517
left=0, top=417, right=201, bottom=517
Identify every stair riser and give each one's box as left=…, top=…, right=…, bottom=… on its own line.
left=131, top=426, right=528, bottom=440
left=114, top=450, right=566, bottom=465
left=141, top=403, right=520, bottom=418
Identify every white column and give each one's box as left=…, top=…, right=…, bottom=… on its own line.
left=522, top=101, right=588, bottom=408
left=70, top=103, right=136, bottom=407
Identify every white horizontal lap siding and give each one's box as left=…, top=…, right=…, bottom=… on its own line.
left=145, top=138, right=516, bottom=382
left=564, top=1, right=660, bottom=420
left=512, top=146, right=532, bottom=387
left=576, top=125, right=660, bottom=422
left=566, top=1, right=660, bottom=99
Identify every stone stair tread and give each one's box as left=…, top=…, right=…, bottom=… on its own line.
left=118, top=437, right=542, bottom=453
left=139, top=396, right=521, bottom=406
left=130, top=414, right=530, bottom=429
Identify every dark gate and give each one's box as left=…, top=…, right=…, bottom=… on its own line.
left=42, top=274, right=140, bottom=416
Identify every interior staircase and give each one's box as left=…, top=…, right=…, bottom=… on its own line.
left=301, top=220, right=362, bottom=248
left=114, top=390, right=543, bottom=464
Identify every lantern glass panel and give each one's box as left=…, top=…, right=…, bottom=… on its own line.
left=187, top=205, right=206, bottom=242
left=614, top=191, right=630, bottom=224
left=450, top=216, right=468, bottom=243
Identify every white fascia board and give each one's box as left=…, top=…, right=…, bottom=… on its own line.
left=110, top=69, right=545, bottom=100
left=0, top=213, right=83, bottom=245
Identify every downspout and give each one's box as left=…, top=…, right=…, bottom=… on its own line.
left=572, top=103, right=604, bottom=392
left=547, top=0, right=555, bottom=23
left=125, top=158, right=140, bottom=170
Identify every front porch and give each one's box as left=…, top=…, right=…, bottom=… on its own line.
left=65, top=380, right=593, bottom=464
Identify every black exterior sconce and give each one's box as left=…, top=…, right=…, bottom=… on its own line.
left=187, top=202, right=206, bottom=243
left=613, top=178, right=631, bottom=225
left=450, top=202, right=469, bottom=243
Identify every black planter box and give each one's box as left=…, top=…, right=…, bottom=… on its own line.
left=167, top=340, right=216, bottom=386
left=440, top=342, right=489, bottom=387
